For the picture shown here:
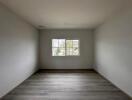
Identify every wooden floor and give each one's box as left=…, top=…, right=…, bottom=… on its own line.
left=1, top=70, right=131, bottom=100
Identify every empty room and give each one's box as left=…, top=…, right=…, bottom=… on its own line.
left=0, top=0, right=132, bottom=100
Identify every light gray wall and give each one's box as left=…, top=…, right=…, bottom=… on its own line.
left=94, top=5, right=132, bottom=97
left=0, top=3, right=38, bottom=98
left=39, top=29, right=94, bottom=69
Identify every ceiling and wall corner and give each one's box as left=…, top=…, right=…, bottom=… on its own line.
left=0, top=0, right=130, bottom=29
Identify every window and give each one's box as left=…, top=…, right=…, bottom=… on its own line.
left=52, top=39, right=79, bottom=56
left=52, top=39, right=65, bottom=56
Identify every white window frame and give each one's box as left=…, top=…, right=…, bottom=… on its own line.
left=52, top=39, right=80, bottom=56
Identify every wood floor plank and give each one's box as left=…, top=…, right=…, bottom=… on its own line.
left=1, top=70, right=131, bottom=100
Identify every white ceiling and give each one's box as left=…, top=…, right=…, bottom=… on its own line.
left=0, top=0, right=130, bottom=29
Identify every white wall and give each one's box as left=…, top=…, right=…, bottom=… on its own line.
left=94, top=5, right=132, bottom=97
left=0, top=3, right=38, bottom=97
left=39, top=29, right=94, bottom=69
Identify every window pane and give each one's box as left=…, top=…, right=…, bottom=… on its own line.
left=59, top=39, right=65, bottom=47
left=52, top=39, right=58, bottom=47
left=52, top=48, right=65, bottom=56
left=73, top=40, right=79, bottom=47
left=66, top=48, right=70, bottom=56
left=52, top=48, right=58, bottom=56
left=58, top=48, right=65, bottom=56
left=73, top=47, right=79, bottom=55
left=66, top=48, right=73, bottom=56
left=66, top=40, right=73, bottom=48
left=66, top=48, right=70, bottom=55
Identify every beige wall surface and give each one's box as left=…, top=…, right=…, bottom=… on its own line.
left=0, top=3, right=38, bottom=98
left=39, top=29, right=94, bottom=69
left=94, top=5, right=132, bottom=97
